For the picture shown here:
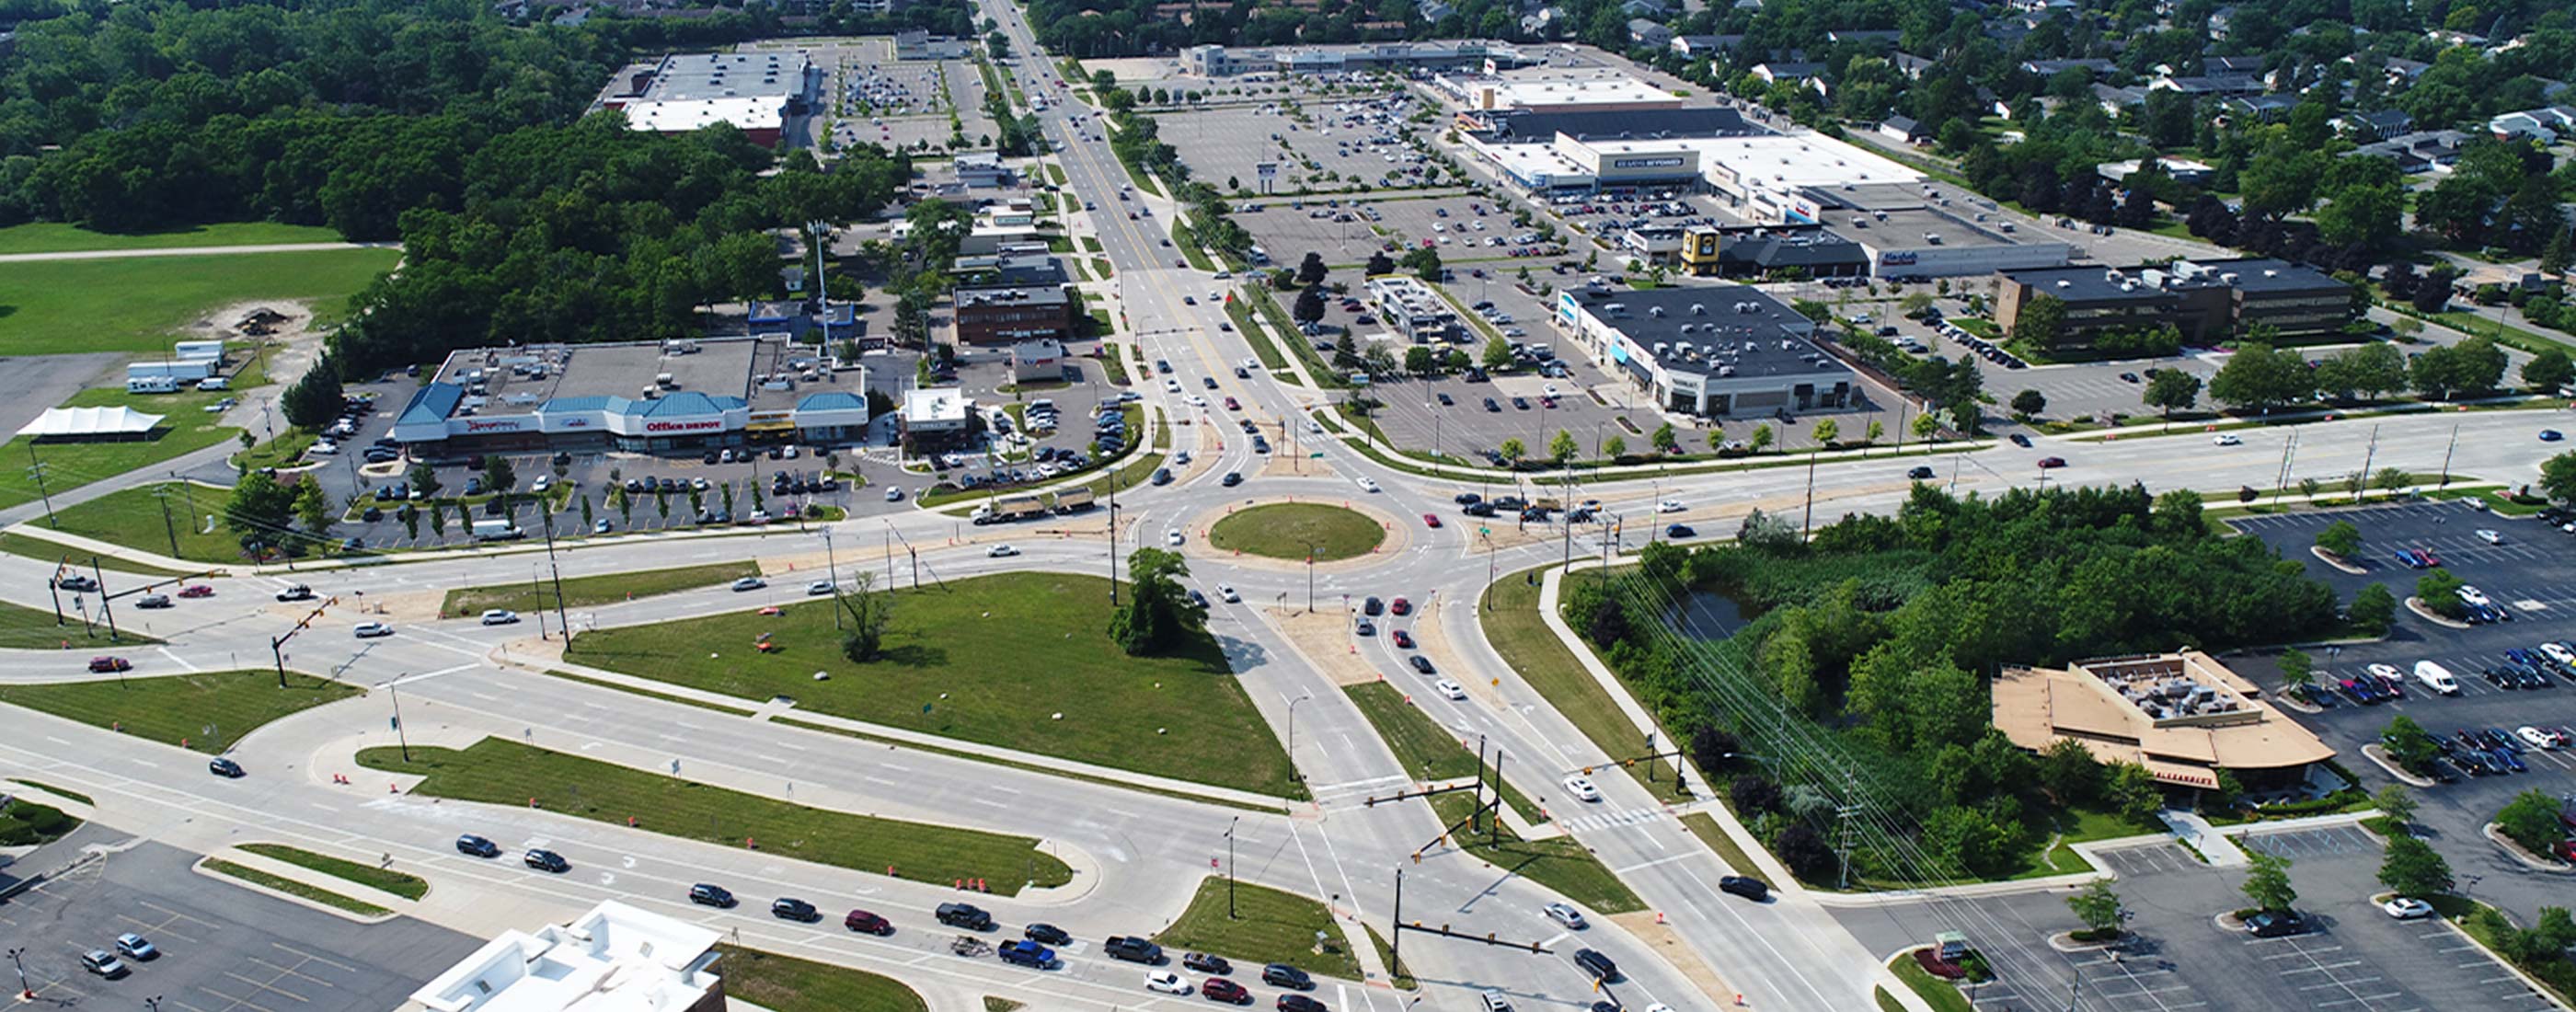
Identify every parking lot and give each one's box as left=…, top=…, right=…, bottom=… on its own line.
left=1236, top=190, right=1565, bottom=273
left=1158, top=95, right=1441, bottom=198
left=1834, top=825, right=2559, bottom=1012
left=0, top=835, right=478, bottom=1012
left=2225, top=499, right=2576, bottom=924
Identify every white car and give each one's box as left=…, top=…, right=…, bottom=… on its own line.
left=2412, top=661, right=2461, bottom=696
left=731, top=577, right=767, bottom=592
left=988, top=544, right=1020, bottom=558
left=2365, top=662, right=2400, bottom=684
left=479, top=609, right=519, bottom=626
left=1356, top=477, right=1380, bottom=493
left=885, top=487, right=904, bottom=501
left=2516, top=725, right=2564, bottom=750
left=2476, top=528, right=2503, bottom=545
left=531, top=476, right=552, bottom=493
left=353, top=621, right=395, bottom=638
left=1657, top=499, right=1685, bottom=513
left=2381, top=897, right=2434, bottom=919
left=2542, top=642, right=2576, bottom=670
left=1562, top=775, right=1601, bottom=802
left=808, top=581, right=836, bottom=595
left=309, top=441, right=338, bottom=454
left=2212, top=432, right=2242, bottom=446
left=2457, top=584, right=2492, bottom=607
left=1305, top=419, right=1324, bottom=434
left=1544, top=902, right=1588, bottom=929
left=1435, top=678, right=1466, bottom=699
left=1165, top=378, right=1182, bottom=393
left=1144, top=971, right=1190, bottom=995
left=1167, top=529, right=1184, bottom=546
left=1218, top=585, right=1240, bottom=603
left=1186, top=395, right=1207, bottom=408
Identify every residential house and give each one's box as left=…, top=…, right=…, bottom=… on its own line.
left=1891, top=52, right=1936, bottom=79
left=2340, top=129, right=2473, bottom=174
left=1877, top=114, right=1933, bottom=144
left=1751, top=62, right=1829, bottom=98
left=2020, top=58, right=2115, bottom=78
left=1627, top=17, right=1673, bottom=49
left=2093, top=82, right=2148, bottom=115
left=2224, top=93, right=2297, bottom=122
left=1826, top=29, right=1903, bottom=46
left=1671, top=34, right=1744, bottom=58
left=2331, top=109, right=2413, bottom=141
left=2380, top=57, right=2430, bottom=86
left=2490, top=106, right=2576, bottom=142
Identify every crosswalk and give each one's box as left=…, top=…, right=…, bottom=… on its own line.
left=1556, top=806, right=1670, bottom=833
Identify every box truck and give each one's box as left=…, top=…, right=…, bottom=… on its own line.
left=470, top=519, right=524, bottom=541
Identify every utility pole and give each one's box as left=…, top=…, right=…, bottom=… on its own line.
left=2271, top=430, right=2299, bottom=506
left=390, top=677, right=411, bottom=763
left=2438, top=422, right=2459, bottom=486
left=1834, top=802, right=1863, bottom=891
left=1305, top=545, right=1317, bottom=614
left=155, top=486, right=180, bottom=558
left=2356, top=424, right=2381, bottom=499
left=822, top=528, right=844, bottom=630
left=25, top=443, right=54, bottom=528
left=1225, top=815, right=1240, bottom=919
left=1109, top=476, right=1120, bottom=607
left=91, top=558, right=118, bottom=643
left=540, top=507, right=571, bottom=641
left=9, top=946, right=31, bottom=1000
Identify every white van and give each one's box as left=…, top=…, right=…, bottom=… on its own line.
left=196, top=376, right=229, bottom=391
left=2412, top=660, right=2461, bottom=696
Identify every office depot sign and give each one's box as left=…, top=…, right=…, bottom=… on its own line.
left=644, top=419, right=724, bottom=433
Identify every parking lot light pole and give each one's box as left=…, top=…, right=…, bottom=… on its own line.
left=9, top=946, right=31, bottom=999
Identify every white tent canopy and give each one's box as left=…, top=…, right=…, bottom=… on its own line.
left=17, top=406, right=165, bottom=439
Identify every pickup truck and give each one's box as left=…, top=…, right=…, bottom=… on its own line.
left=1104, top=936, right=1165, bottom=964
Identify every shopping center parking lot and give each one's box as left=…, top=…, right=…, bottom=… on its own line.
left=1835, top=827, right=2559, bottom=1012
left=2226, top=500, right=2576, bottom=923
left=0, top=836, right=478, bottom=1012
left=1158, top=97, right=1432, bottom=196
left=1236, top=191, right=1564, bottom=270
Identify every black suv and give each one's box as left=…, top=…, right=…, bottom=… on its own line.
left=1573, top=948, right=1619, bottom=981
left=1718, top=875, right=1769, bottom=901
left=1184, top=951, right=1233, bottom=975
left=1104, top=936, right=1165, bottom=963
left=937, top=902, right=995, bottom=930
left=771, top=897, right=821, bottom=922
left=523, top=849, right=569, bottom=873
left=1263, top=964, right=1315, bottom=990
left=688, top=883, right=737, bottom=908
left=456, top=834, right=501, bottom=858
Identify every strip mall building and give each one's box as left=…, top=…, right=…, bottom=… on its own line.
left=391, top=338, right=870, bottom=460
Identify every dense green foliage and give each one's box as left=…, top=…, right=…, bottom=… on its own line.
left=1564, top=483, right=2342, bottom=881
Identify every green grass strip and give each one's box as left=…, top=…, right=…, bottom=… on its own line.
left=541, top=669, right=758, bottom=717
left=238, top=844, right=428, bottom=900
left=772, top=717, right=1284, bottom=814
left=714, top=945, right=927, bottom=1012
left=1426, top=790, right=1643, bottom=913
left=358, top=738, right=1072, bottom=893
left=1152, top=878, right=1361, bottom=980
left=202, top=858, right=390, bottom=916
left=442, top=560, right=762, bottom=616
left=6, top=779, right=93, bottom=807
left=0, top=670, right=359, bottom=753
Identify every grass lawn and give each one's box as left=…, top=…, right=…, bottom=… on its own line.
left=566, top=572, right=1298, bottom=797
left=0, top=532, right=190, bottom=575
left=0, top=598, right=160, bottom=649
left=542, top=669, right=758, bottom=717
left=0, top=247, right=397, bottom=356
left=1227, top=299, right=1292, bottom=373
left=713, top=945, right=927, bottom=1012
left=238, top=844, right=428, bottom=900
left=1479, top=571, right=1688, bottom=804
left=1679, top=812, right=1753, bottom=873
left=2013, top=805, right=2149, bottom=879
left=1152, top=877, right=1361, bottom=980
left=362, top=739, right=1073, bottom=891
left=0, top=358, right=263, bottom=512
left=233, top=429, right=318, bottom=472
left=35, top=482, right=268, bottom=563
left=1208, top=504, right=1383, bottom=561
left=1886, top=951, right=1972, bottom=1012
left=1341, top=684, right=1541, bottom=822
left=201, top=858, right=388, bottom=916
left=0, top=221, right=343, bottom=256
left=0, top=670, right=359, bottom=753
left=1426, top=789, right=1643, bottom=913
left=442, top=561, right=760, bottom=616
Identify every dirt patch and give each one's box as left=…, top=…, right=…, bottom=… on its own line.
left=181, top=300, right=317, bottom=347
left=1259, top=452, right=1334, bottom=480
left=1607, top=912, right=1737, bottom=1007
left=1271, top=607, right=1386, bottom=687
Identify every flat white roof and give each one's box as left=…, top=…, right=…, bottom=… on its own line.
left=1696, top=133, right=1920, bottom=190
left=901, top=387, right=972, bottom=424
left=17, top=406, right=163, bottom=438
left=1476, top=75, right=1680, bottom=110
left=408, top=901, right=719, bottom=1012
left=619, top=96, right=788, bottom=133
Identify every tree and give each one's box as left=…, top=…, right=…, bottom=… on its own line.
left=2382, top=714, right=2442, bottom=772
left=1398, top=246, right=1442, bottom=282
left=1750, top=423, right=1776, bottom=454
left=2497, top=788, right=2568, bottom=854
left=2543, top=452, right=2576, bottom=504
left=1811, top=419, right=1837, bottom=448
left=1775, top=823, right=1837, bottom=882
left=1497, top=437, right=1526, bottom=466
left=2240, top=850, right=2297, bottom=914
left=2106, top=761, right=2164, bottom=823
left=2524, top=348, right=2575, bottom=392
left=2376, top=834, right=2451, bottom=898
left=1548, top=429, right=1578, bottom=463
left=2315, top=520, right=2362, bottom=558
left=1651, top=422, right=1678, bottom=454
left=1900, top=292, right=1936, bottom=317
left=2417, top=568, right=2467, bottom=618
left=1293, top=287, right=1327, bottom=324
left=2011, top=293, right=2068, bottom=350
left=1603, top=434, right=1627, bottom=458
left=294, top=480, right=334, bottom=542
left=2144, top=369, right=2202, bottom=420
left=1480, top=335, right=1512, bottom=370
left=2038, top=738, right=2101, bottom=806
left=2374, top=784, right=2419, bottom=834
left=2278, top=648, right=2314, bottom=695
left=2067, top=880, right=2124, bottom=937
left=1404, top=346, right=1434, bottom=374
left=1910, top=412, right=1939, bottom=445
left=1109, top=548, right=1207, bottom=656
left=1866, top=420, right=1884, bottom=445
left=223, top=471, right=299, bottom=553
left=1365, top=251, right=1395, bottom=276
left=2010, top=389, right=2047, bottom=420
left=2350, top=583, right=2397, bottom=634
left=484, top=455, right=517, bottom=494
left=2209, top=342, right=2310, bottom=411
left=409, top=463, right=442, bottom=497
left=836, top=570, right=893, bottom=662
left=1297, top=251, right=1328, bottom=288
left=280, top=355, right=347, bottom=430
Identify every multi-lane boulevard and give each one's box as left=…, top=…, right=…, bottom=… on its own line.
left=7, top=17, right=2576, bottom=1012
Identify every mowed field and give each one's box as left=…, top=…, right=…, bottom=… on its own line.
left=0, top=247, right=397, bottom=356
left=0, top=221, right=346, bottom=256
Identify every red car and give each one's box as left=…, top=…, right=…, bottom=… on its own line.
left=177, top=585, right=213, bottom=598
left=843, top=909, right=892, bottom=935
left=1391, top=629, right=1414, bottom=649
left=1389, top=597, right=1411, bottom=615
left=2036, top=456, right=2067, bottom=469
left=88, top=656, right=131, bottom=673
left=1202, top=978, right=1251, bottom=1005
left=1420, top=512, right=1442, bottom=528
left=2556, top=839, right=2576, bottom=863
left=1225, top=397, right=1241, bottom=410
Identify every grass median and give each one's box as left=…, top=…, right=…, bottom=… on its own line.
left=201, top=858, right=389, bottom=916
left=239, top=844, right=428, bottom=900
left=0, top=670, right=359, bottom=753
left=1426, top=789, right=1642, bottom=913
left=1478, top=571, right=1690, bottom=804
left=0, top=599, right=161, bottom=649
left=1208, top=504, right=1383, bottom=561
left=565, top=571, right=1299, bottom=797
left=1153, top=878, right=1361, bottom=981
left=358, top=738, right=1073, bottom=893
left=714, top=945, right=927, bottom=1012
left=1341, top=683, right=1541, bottom=822
left=441, top=560, right=761, bottom=616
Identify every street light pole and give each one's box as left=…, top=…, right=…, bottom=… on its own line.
left=1284, top=693, right=1313, bottom=782
left=1225, top=815, right=1240, bottom=919
left=390, top=677, right=412, bottom=763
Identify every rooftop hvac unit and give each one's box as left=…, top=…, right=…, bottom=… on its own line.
left=2056, top=279, right=2072, bottom=288
left=1690, top=302, right=1708, bottom=315
left=1678, top=323, right=1696, bottom=334
left=2262, top=269, right=2279, bottom=277
left=1652, top=341, right=1671, bottom=356
left=1717, top=364, right=1735, bottom=376
left=1649, top=305, right=1666, bottom=316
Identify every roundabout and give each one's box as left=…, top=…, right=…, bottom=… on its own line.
left=1204, top=501, right=1389, bottom=563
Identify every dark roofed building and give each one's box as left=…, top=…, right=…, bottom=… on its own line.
left=1472, top=106, right=1754, bottom=142
left=1555, top=283, right=1856, bottom=417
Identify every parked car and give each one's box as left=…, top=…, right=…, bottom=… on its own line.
left=113, top=933, right=158, bottom=960
left=80, top=950, right=129, bottom=979
left=2242, top=911, right=2306, bottom=937
left=2381, top=897, right=2433, bottom=919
